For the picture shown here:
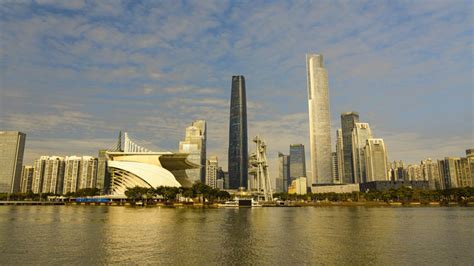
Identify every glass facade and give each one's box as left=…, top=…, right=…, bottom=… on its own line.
left=0, top=131, right=26, bottom=193
left=228, top=75, right=248, bottom=189
left=341, top=112, right=359, bottom=183
left=289, top=144, right=306, bottom=182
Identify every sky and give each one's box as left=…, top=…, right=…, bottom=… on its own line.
left=0, top=0, right=473, bottom=179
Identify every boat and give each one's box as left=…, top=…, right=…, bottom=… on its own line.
left=219, top=198, right=262, bottom=208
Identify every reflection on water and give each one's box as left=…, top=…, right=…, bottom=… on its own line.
left=1, top=206, right=473, bottom=265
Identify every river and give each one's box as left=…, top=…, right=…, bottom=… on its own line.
left=0, top=206, right=472, bottom=265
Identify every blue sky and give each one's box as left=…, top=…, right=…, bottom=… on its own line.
left=0, top=0, right=473, bottom=175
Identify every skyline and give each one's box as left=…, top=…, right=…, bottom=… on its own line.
left=0, top=1, right=473, bottom=175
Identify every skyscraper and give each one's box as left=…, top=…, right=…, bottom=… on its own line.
left=179, top=120, right=207, bottom=184
left=228, top=75, right=248, bottom=189
left=341, top=112, right=360, bottom=183
left=364, top=139, right=389, bottom=182
left=336, top=129, right=344, bottom=183
left=32, top=156, right=46, bottom=193
left=306, top=54, right=332, bottom=185
left=278, top=152, right=290, bottom=192
left=77, top=156, right=98, bottom=190
left=289, top=144, right=306, bottom=182
left=0, top=131, right=26, bottom=193
left=352, top=123, right=373, bottom=183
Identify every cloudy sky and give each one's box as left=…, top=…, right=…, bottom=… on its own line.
left=0, top=0, right=472, bottom=178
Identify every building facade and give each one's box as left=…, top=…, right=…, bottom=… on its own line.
left=228, top=75, right=248, bottom=189
left=96, top=149, right=109, bottom=194
left=77, top=156, right=98, bottom=190
left=278, top=152, right=290, bottom=192
left=41, top=156, right=65, bottom=194
left=364, top=139, right=389, bottom=182
left=206, top=156, right=218, bottom=189
left=306, top=54, right=332, bottom=185
left=420, top=159, right=440, bottom=190
left=352, top=123, right=373, bottom=183
left=336, top=129, right=344, bottom=184
left=179, top=120, right=207, bottom=185
left=20, top=166, right=34, bottom=193
left=289, top=144, right=306, bottom=183
left=341, top=112, right=359, bottom=183
left=0, top=131, right=26, bottom=193
left=32, top=156, right=47, bottom=194
left=63, top=156, right=82, bottom=194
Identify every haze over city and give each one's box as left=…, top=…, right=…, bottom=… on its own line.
left=0, top=0, right=472, bottom=174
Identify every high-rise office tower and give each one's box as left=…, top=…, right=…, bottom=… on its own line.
left=0, top=131, right=26, bottom=193
left=278, top=152, right=290, bottom=192
left=179, top=120, right=207, bottom=185
left=78, top=156, right=98, bottom=190
left=352, top=123, right=373, bottom=183
left=289, top=144, right=306, bottom=181
left=228, top=75, right=248, bottom=189
left=364, top=139, right=389, bottom=182
left=20, top=165, right=34, bottom=193
left=206, top=156, right=218, bottom=189
left=306, top=54, right=332, bottom=185
left=41, top=156, right=65, bottom=194
left=32, top=156, right=47, bottom=193
left=336, top=129, right=344, bottom=183
left=341, top=112, right=359, bottom=183
left=96, top=149, right=109, bottom=194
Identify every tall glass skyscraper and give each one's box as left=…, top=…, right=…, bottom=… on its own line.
left=341, top=112, right=359, bottom=183
left=0, top=131, right=26, bottom=193
left=289, top=144, right=306, bottom=182
left=278, top=152, right=290, bottom=192
left=306, top=54, right=332, bottom=185
left=228, top=75, right=248, bottom=189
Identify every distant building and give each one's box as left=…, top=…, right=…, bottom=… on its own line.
left=389, top=160, right=406, bottom=181
left=206, top=156, right=218, bottom=189
left=331, top=152, right=338, bottom=183
left=289, top=144, right=306, bottom=184
left=352, top=123, right=373, bottom=183
left=63, top=156, right=82, bottom=194
left=32, top=156, right=47, bottom=193
left=360, top=180, right=429, bottom=192
left=407, top=164, right=422, bottom=181
left=438, top=157, right=461, bottom=189
left=364, top=139, right=389, bottom=182
left=335, top=129, right=344, bottom=183
left=96, top=149, right=109, bottom=194
left=311, top=183, right=360, bottom=194
left=420, top=159, right=440, bottom=190
left=228, top=75, right=248, bottom=189
left=0, top=131, right=26, bottom=193
left=307, top=54, right=332, bottom=185
left=20, top=166, right=34, bottom=193
left=216, top=178, right=224, bottom=190
left=341, top=112, right=359, bottom=183
left=288, top=177, right=307, bottom=195
left=77, top=156, right=98, bottom=190
left=278, top=152, right=290, bottom=192
left=179, top=120, right=207, bottom=185
left=41, top=156, right=65, bottom=194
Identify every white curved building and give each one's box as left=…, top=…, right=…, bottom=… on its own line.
left=107, top=152, right=199, bottom=195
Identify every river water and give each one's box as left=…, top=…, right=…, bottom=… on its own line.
left=0, top=206, right=473, bottom=265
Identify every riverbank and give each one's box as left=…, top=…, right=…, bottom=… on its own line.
left=1, top=200, right=472, bottom=207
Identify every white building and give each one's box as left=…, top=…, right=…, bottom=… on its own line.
left=306, top=54, right=332, bottom=185
left=364, top=139, right=389, bottom=182
left=179, top=120, right=206, bottom=185
left=352, top=123, right=373, bottom=183
left=288, top=177, right=307, bottom=195
left=206, top=156, right=218, bottom=189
